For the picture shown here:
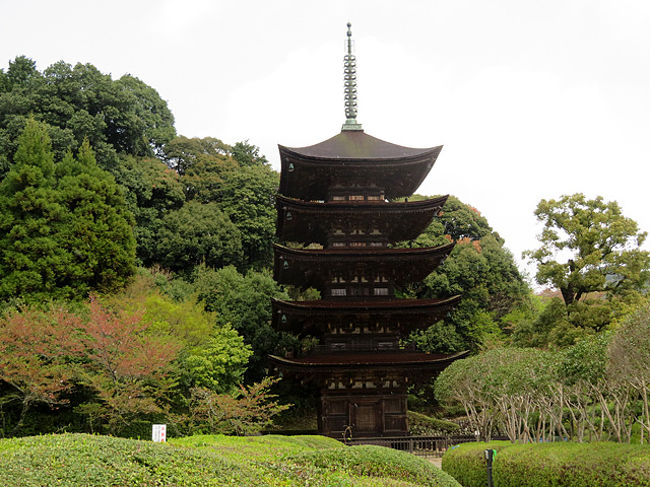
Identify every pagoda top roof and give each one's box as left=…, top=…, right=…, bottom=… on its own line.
left=280, top=131, right=441, bottom=161
left=269, top=350, right=469, bottom=368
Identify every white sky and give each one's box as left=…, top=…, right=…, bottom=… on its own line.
left=2, top=0, right=649, bottom=282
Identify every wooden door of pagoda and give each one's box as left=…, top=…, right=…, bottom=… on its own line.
left=351, top=399, right=382, bottom=436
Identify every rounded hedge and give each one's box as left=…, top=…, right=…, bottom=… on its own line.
left=441, top=441, right=511, bottom=487
left=289, top=444, right=461, bottom=487
left=442, top=441, right=650, bottom=487
left=0, top=433, right=459, bottom=486
left=495, top=442, right=650, bottom=487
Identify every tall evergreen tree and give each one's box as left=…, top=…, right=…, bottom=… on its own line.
left=0, top=119, right=136, bottom=302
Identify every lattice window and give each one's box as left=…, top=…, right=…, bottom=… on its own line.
left=373, top=288, right=389, bottom=296
left=331, top=288, right=347, bottom=296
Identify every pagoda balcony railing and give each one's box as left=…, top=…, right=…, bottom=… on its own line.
left=308, top=343, right=418, bottom=354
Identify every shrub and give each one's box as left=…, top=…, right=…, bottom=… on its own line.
left=408, top=411, right=461, bottom=435
left=495, top=442, right=650, bottom=487
left=441, top=441, right=511, bottom=487
left=0, top=433, right=460, bottom=486
left=289, top=444, right=461, bottom=487
left=182, top=376, right=291, bottom=435
left=442, top=441, right=650, bottom=487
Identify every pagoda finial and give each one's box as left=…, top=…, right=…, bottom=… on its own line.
left=342, top=22, right=363, bottom=131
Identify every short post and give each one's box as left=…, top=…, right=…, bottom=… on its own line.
left=484, top=449, right=495, bottom=487
left=152, top=424, right=167, bottom=443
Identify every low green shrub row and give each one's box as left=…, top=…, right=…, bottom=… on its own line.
left=442, top=440, right=650, bottom=487
left=441, top=441, right=511, bottom=487
left=288, top=444, right=461, bottom=487
left=407, top=411, right=461, bottom=435
left=0, top=433, right=461, bottom=486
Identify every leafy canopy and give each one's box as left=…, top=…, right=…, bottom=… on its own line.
left=0, top=56, right=176, bottom=177
left=524, top=193, right=650, bottom=306
left=0, top=119, right=136, bottom=302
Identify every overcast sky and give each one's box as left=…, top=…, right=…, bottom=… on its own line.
left=2, top=0, right=649, bottom=282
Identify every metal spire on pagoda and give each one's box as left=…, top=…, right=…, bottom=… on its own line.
left=342, top=22, right=363, bottom=131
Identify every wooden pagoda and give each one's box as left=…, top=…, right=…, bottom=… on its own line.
left=269, top=24, right=466, bottom=438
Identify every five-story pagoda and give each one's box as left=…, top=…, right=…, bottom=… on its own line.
left=270, top=24, right=466, bottom=438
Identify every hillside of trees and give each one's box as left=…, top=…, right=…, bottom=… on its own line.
left=0, top=56, right=648, bottom=438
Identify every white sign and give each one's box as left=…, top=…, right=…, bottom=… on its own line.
left=152, top=424, right=167, bottom=442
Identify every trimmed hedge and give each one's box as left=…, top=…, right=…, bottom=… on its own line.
left=408, top=411, right=461, bottom=435
left=441, top=441, right=511, bottom=487
left=495, top=442, right=650, bottom=487
left=442, top=441, right=650, bottom=487
left=0, top=433, right=459, bottom=486
left=288, top=445, right=461, bottom=487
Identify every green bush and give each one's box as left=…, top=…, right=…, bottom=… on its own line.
left=440, top=441, right=512, bottom=487
left=288, top=445, right=461, bottom=487
left=408, top=411, right=461, bottom=435
left=495, top=442, right=650, bottom=487
left=442, top=441, right=650, bottom=487
left=0, top=433, right=458, bottom=486
left=0, top=433, right=258, bottom=486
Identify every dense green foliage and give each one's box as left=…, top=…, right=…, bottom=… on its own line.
left=192, top=264, right=293, bottom=381
left=441, top=441, right=511, bottom=487
left=402, top=195, right=529, bottom=352
left=523, top=193, right=650, bottom=345
left=0, top=433, right=460, bottom=487
left=157, top=201, right=244, bottom=273
left=0, top=119, right=135, bottom=301
left=290, top=445, right=461, bottom=487
left=442, top=440, right=650, bottom=487
left=407, top=411, right=461, bottom=435
left=0, top=57, right=175, bottom=175
left=436, top=310, right=650, bottom=444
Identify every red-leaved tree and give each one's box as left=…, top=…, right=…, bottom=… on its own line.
left=76, top=297, right=182, bottom=433
left=0, top=305, right=83, bottom=434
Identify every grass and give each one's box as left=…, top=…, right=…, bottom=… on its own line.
left=0, top=433, right=461, bottom=486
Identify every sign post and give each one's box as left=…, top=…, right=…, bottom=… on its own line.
left=152, top=424, right=167, bottom=442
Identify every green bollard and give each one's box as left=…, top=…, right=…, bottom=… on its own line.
left=484, top=449, right=496, bottom=487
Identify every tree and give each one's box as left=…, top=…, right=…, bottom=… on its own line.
left=608, top=305, right=650, bottom=443
left=218, top=164, right=279, bottom=270
left=178, top=325, right=252, bottom=394
left=0, top=120, right=136, bottom=302
left=76, top=297, right=182, bottom=434
left=192, top=265, right=293, bottom=381
left=524, top=194, right=650, bottom=307
left=113, top=155, right=185, bottom=266
left=524, top=194, right=650, bottom=337
left=185, top=377, right=290, bottom=435
left=0, top=57, right=176, bottom=176
left=162, top=135, right=231, bottom=176
left=230, top=140, right=269, bottom=167
left=156, top=201, right=243, bottom=273
left=403, top=196, right=529, bottom=351
left=103, top=270, right=253, bottom=396
left=0, top=305, right=83, bottom=435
